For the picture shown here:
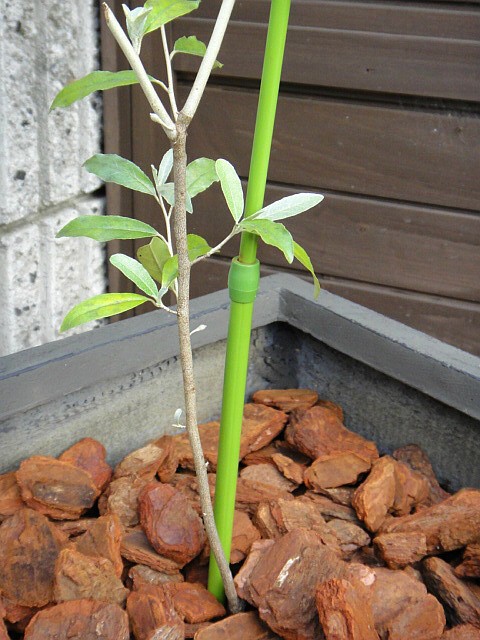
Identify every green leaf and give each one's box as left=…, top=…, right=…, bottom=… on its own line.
left=173, top=36, right=223, bottom=69
left=156, top=182, right=193, bottom=213
left=293, top=241, right=320, bottom=299
left=157, top=149, right=173, bottom=185
left=123, top=6, right=152, bottom=52
left=187, top=234, right=212, bottom=261
left=56, top=215, right=158, bottom=242
left=137, top=237, right=171, bottom=284
left=161, top=255, right=179, bottom=290
left=60, top=293, right=150, bottom=332
left=84, top=154, right=156, bottom=196
left=51, top=70, right=150, bottom=110
left=215, top=159, right=244, bottom=222
left=240, top=219, right=294, bottom=263
left=186, top=158, right=219, bottom=198
left=144, top=0, right=200, bottom=34
left=110, top=254, right=159, bottom=298
left=253, top=192, right=324, bottom=222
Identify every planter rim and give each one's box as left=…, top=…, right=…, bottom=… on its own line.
left=0, top=274, right=479, bottom=422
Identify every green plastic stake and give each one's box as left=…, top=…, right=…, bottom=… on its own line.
left=208, top=0, right=292, bottom=602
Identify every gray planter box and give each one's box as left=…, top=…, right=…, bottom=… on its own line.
left=1, top=274, right=479, bottom=491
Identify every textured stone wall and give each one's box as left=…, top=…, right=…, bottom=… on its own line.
left=0, top=0, right=106, bottom=356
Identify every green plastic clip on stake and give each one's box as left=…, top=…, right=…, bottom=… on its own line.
left=208, top=0, right=292, bottom=603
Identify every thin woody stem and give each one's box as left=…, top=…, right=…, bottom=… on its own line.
left=172, top=117, right=242, bottom=614
left=161, top=26, right=179, bottom=119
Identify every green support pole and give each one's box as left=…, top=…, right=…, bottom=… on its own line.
left=208, top=0, right=292, bottom=602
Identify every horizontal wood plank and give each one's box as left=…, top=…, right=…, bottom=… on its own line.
left=174, top=18, right=480, bottom=101
left=187, top=182, right=480, bottom=302
left=180, top=85, right=480, bottom=211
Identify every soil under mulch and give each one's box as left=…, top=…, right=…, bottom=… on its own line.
left=1, top=389, right=480, bottom=639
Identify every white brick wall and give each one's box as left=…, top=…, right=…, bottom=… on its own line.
left=0, top=0, right=107, bottom=356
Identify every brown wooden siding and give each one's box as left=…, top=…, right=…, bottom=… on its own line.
left=102, top=0, right=480, bottom=354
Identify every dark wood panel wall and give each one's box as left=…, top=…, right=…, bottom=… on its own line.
left=102, top=0, right=480, bottom=354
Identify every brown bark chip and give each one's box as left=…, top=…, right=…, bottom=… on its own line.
left=243, top=529, right=345, bottom=640
left=392, top=459, right=430, bottom=515
left=0, top=472, right=23, bottom=522
left=53, top=547, right=128, bottom=606
left=126, top=586, right=184, bottom=640
left=380, top=488, right=480, bottom=554
left=316, top=578, right=380, bottom=640
left=59, top=437, right=112, bottom=492
left=303, top=492, right=362, bottom=523
left=442, top=625, right=480, bottom=639
left=74, top=513, right=123, bottom=577
left=121, top=528, right=184, bottom=574
left=164, top=582, right=226, bottom=623
left=139, top=482, right=206, bottom=566
left=194, top=610, right=281, bottom=639
left=422, top=557, right=480, bottom=628
left=0, top=508, right=66, bottom=607
left=352, top=456, right=397, bottom=532
left=239, top=463, right=298, bottom=492
left=252, top=388, right=319, bottom=412
left=16, top=456, right=100, bottom=520
left=456, top=544, right=480, bottom=579
left=272, top=452, right=306, bottom=484
left=327, top=519, right=371, bottom=558
left=24, top=599, right=130, bottom=640
left=316, top=399, right=345, bottom=421
left=304, top=452, right=371, bottom=491
left=129, top=564, right=184, bottom=589
left=113, top=442, right=171, bottom=481
left=393, top=443, right=450, bottom=505
left=173, top=403, right=287, bottom=471
left=103, top=475, right=151, bottom=527
left=285, top=405, right=378, bottom=463
left=384, top=594, right=446, bottom=640
left=373, top=531, right=428, bottom=569
left=230, top=509, right=261, bottom=563
left=234, top=539, right=276, bottom=603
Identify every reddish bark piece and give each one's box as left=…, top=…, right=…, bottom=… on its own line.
left=385, top=594, right=446, bottom=640
left=139, top=482, right=206, bottom=566
left=305, top=452, right=371, bottom=491
left=352, top=456, right=397, bottom=532
left=154, top=436, right=179, bottom=483
left=252, top=388, right=318, bottom=412
left=242, top=529, right=345, bottom=639
left=303, top=492, right=361, bottom=523
left=0, top=618, right=9, bottom=640
left=54, top=518, right=96, bottom=537
left=319, top=486, right=356, bottom=507
left=285, top=405, right=378, bottom=463
left=24, top=599, right=129, bottom=640
left=0, top=594, right=38, bottom=626
left=253, top=502, right=283, bottom=539
left=184, top=558, right=209, bottom=588
left=129, top=564, right=184, bottom=589
left=0, top=472, right=23, bottom=522
left=164, top=582, right=226, bottom=623
left=0, top=508, right=66, bottom=607
left=272, top=452, right=306, bottom=484
left=230, top=509, right=261, bottom=563
left=113, top=442, right=170, bottom=481
left=54, top=547, right=128, bottom=606
left=74, top=513, right=123, bottom=577
left=234, top=539, right=276, bottom=602
left=392, top=459, right=430, bottom=515
left=59, top=437, right=112, bottom=492
left=456, top=544, right=480, bottom=579
left=381, top=489, right=480, bottom=554
left=393, top=443, right=450, bottom=505
left=121, top=528, right=183, bottom=573
left=316, top=578, right=379, bottom=639
left=242, top=442, right=280, bottom=466
left=422, top=557, right=480, bottom=628
left=316, top=399, right=344, bottom=421
left=234, top=476, right=294, bottom=515
left=442, top=625, right=480, bottom=639
left=194, top=611, right=281, bottom=639
left=127, top=585, right=184, bottom=640
left=173, top=403, right=287, bottom=471
left=103, top=475, right=151, bottom=527
left=239, top=463, right=298, bottom=492
left=374, top=531, right=427, bottom=569
left=16, top=456, right=100, bottom=520
left=185, top=622, right=212, bottom=638
left=327, top=519, right=371, bottom=558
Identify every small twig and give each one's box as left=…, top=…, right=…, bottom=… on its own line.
left=103, top=3, right=176, bottom=140
left=190, top=226, right=240, bottom=266
left=161, top=26, right=179, bottom=119
left=181, top=0, right=236, bottom=121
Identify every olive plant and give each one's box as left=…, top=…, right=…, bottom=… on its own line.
left=52, top=0, right=322, bottom=611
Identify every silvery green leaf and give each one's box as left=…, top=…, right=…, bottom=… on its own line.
left=187, top=234, right=211, bottom=261
left=240, top=218, right=294, bottom=263
left=110, top=254, right=158, bottom=298
left=156, top=182, right=193, bottom=212
left=123, top=5, right=152, bottom=53
left=186, top=158, right=218, bottom=198
left=252, top=192, right=324, bottom=222
left=137, top=236, right=171, bottom=284
left=144, top=0, right=200, bottom=34
left=56, top=215, right=158, bottom=241
left=157, top=149, right=174, bottom=185
left=60, top=293, right=150, bottom=331
left=173, top=36, right=223, bottom=69
left=293, top=241, right=320, bottom=299
left=84, top=154, right=156, bottom=196
left=215, top=159, right=244, bottom=222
